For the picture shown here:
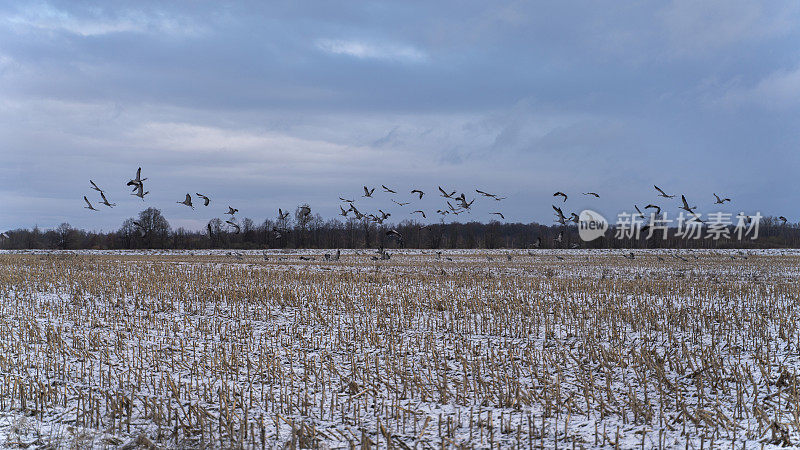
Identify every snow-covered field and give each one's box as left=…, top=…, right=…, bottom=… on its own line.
left=0, top=249, right=799, bottom=448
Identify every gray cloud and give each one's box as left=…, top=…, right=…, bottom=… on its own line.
left=1, top=0, right=799, bottom=232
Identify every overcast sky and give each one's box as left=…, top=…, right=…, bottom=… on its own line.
left=2, top=1, right=799, bottom=232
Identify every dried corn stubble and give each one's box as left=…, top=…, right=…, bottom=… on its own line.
left=0, top=249, right=798, bottom=447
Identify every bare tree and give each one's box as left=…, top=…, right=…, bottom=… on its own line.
left=137, top=208, right=171, bottom=248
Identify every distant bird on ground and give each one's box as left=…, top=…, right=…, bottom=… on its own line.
left=412, top=210, right=426, bottom=218
left=491, top=212, right=505, bottom=219
left=89, top=180, right=104, bottom=193
left=645, top=204, right=661, bottom=215
left=476, top=189, right=495, bottom=197
left=225, top=220, right=241, bottom=234
left=278, top=208, right=290, bottom=221
left=583, top=192, right=600, bottom=198
left=392, top=199, right=410, bottom=206
left=226, top=206, right=238, bottom=216
left=177, top=194, right=194, bottom=209
left=438, top=187, right=456, bottom=198
left=99, top=192, right=116, bottom=207
left=533, top=237, right=541, bottom=248
left=553, top=205, right=567, bottom=225
left=411, top=189, right=424, bottom=199
left=126, top=167, right=147, bottom=189
left=131, top=184, right=149, bottom=200
left=623, top=252, right=635, bottom=260
left=381, top=185, right=396, bottom=194
left=339, top=206, right=349, bottom=217
left=386, top=229, right=404, bottom=247
left=713, top=193, right=731, bottom=204
left=83, top=196, right=98, bottom=211
left=196, top=193, right=210, bottom=206
left=363, top=186, right=375, bottom=197
left=339, top=197, right=354, bottom=203
left=779, top=216, right=788, bottom=224
left=555, top=230, right=563, bottom=243
left=553, top=192, right=567, bottom=202
left=570, top=243, right=580, bottom=249
left=654, top=185, right=675, bottom=199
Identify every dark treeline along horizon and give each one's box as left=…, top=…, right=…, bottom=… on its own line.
left=2, top=207, right=800, bottom=250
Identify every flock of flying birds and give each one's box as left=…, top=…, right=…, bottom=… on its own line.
left=335, top=184, right=507, bottom=223
left=79, top=168, right=791, bottom=248
left=80, top=168, right=510, bottom=243
left=82, top=167, right=257, bottom=238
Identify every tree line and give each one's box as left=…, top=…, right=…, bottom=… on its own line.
left=2, top=207, right=800, bottom=250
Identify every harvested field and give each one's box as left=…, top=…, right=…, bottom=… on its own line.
left=0, top=249, right=799, bottom=448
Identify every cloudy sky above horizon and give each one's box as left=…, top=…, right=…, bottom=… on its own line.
left=2, top=1, right=800, bottom=232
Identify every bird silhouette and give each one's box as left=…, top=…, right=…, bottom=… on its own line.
left=363, top=186, right=375, bottom=197
left=654, top=185, right=675, bottom=199
left=83, top=196, right=98, bottom=211
left=225, top=220, right=241, bottom=234
left=89, top=180, right=104, bottom=193
left=386, top=229, right=404, bottom=247
left=583, top=192, right=600, bottom=198
left=126, top=167, right=147, bottom=189
left=552, top=205, right=567, bottom=225
left=196, top=193, right=210, bottom=206
left=381, top=185, right=396, bottom=194
left=99, top=192, right=116, bottom=207
left=131, top=184, right=149, bottom=200
left=412, top=210, right=426, bottom=218
left=392, top=199, right=410, bottom=206
left=226, top=206, right=238, bottom=216
left=680, top=195, right=697, bottom=213
left=491, top=212, right=505, bottom=219
left=132, top=221, right=146, bottom=237
left=177, top=194, right=194, bottom=209
left=553, top=192, right=567, bottom=202
left=411, top=189, right=424, bottom=199
left=645, top=204, right=661, bottom=215
left=438, top=186, right=456, bottom=198
left=713, top=193, right=731, bottom=204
